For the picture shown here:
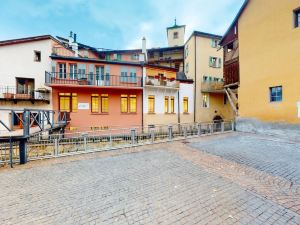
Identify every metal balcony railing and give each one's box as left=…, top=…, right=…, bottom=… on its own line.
left=144, top=76, right=179, bottom=89
left=0, top=86, right=50, bottom=102
left=45, top=72, right=143, bottom=88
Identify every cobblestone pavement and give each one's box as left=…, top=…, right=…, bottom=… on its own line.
left=0, top=132, right=300, bottom=224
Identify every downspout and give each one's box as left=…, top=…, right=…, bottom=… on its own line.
left=141, top=65, right=144, bottom=130
left=193, top=36, right=197, bottom=123
left=177, top=84, right=180, bottom=124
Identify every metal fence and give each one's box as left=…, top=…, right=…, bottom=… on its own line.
left=0, top=140, right=20, bottom=167
left=25, top=121, right=234, bottom=161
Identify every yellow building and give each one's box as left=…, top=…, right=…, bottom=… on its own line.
left=221, top=0, right=300, bottom=126
left=185, top=31, right=234, bottom=123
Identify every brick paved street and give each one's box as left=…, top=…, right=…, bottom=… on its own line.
left=0, top=132, right=300, bottom=224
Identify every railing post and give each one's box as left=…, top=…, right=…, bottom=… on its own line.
left=210, top=123, right=213, bottom=134
left=197, top=123, right=201, bottom=136
left=41, top=111, right=45, bottom=130
left=131, top=129, right=136, bottom=145
left=168, top=125, right=173, bottom=140
left=183, top=126, right=187, bottom=138
left=51, top=111, right=55, bottom=128
left=221, top=122, right=225, bottom=132
left=23, top=110, right=30, bottom=137
left=83, top=136, right=87, bottom=151
left=150, top=128, right=155, bottom=143
left=19, top=139, right=27, bottom=164
left=54, top=139, right=59, bottom=155
left=109, top=134, right=112, bottom=147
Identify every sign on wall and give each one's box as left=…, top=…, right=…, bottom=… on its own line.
left=297, top=102, right=300, bottom=118
left=78, top=103, right=90, bottom=110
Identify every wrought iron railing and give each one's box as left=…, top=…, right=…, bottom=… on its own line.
left=45, top=72, right=143, bottom=88
left=0, top=86, right=50, bottom=101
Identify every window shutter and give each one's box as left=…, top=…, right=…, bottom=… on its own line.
left=218, top=58, right=222, bottom=68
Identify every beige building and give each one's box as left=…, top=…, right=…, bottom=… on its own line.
left=184, top=31, right=234, bottom=123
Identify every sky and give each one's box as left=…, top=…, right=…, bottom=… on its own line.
left=0, top=0, right=244, bottom=50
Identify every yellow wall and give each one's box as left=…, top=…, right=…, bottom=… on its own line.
left=238, top=0, right=300, bottom=124
left=144, top=114, right=178, bottom=127
left=185, top=35, right=234, bottom=122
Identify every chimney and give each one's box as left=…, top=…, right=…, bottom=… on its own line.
left=68, top=31, right=74, bottom=45
left=142, top=37, right=147, bottom=62
left=71, top=33, right=79, bottom=57
left=74, top=33, right=77, bottom=43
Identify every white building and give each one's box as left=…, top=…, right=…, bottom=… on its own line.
left=0, top=35, right=75, bottom=131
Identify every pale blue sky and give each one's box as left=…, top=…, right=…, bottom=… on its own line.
left=0, top=0, right=244, bottom=49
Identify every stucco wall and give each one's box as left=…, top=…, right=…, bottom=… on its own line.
left=184, top=35, right=233, bottom=122
left=0, top=39, right=53, bottom=129
left=143, top=87, right=179, bottom=126
left=179, top=82, right=194, bottom=124
left=238, top=0, right=300, bottom=124
left=52, top=87, right=143, bottom=130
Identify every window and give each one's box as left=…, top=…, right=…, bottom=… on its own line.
left=173, top=32, right=178, bottom=39
left=70, top=64, right=77, bottom=80
left=183, top=97, right=188, bottom=113
left=129, top=95, right=137, bottom=113
left=203, top=76, right=209, bottom=82
left=294, top=9, right=300, bottom=28
left=185, top=45, right=189, bottom=58
left=121, top=94, right=128, bottom=113
left=211, top=39, right=219, bottom=48
left=16, top=78, right=34, bottom=95
left=121, top=67, right=128, bottom=82
left=164, top=96, right=169, bottom=113
left=149, top=52, right=154, bottom=58
left=91, top=94, right=99, bottom=113
left=130, top=68, right=137, bottom=83
left=59, top=93, right=77, bottom=112
left=117, top=54, right=122, bottom=61
left=202, top=93, right=209, bottom=108
left=72, top=93, right=78, bottom=112
left=131, top=54, right=139, bottom=60
left=170, top=96, right=175, bottom=113
left=270, top=86, right=282, bottom=102
left=59, top=63, right=66, bottom=79
left=209, top=57, right=222, bottom=68
left=105, top=54, right=111, bottom=60
left=34, top=51, right=41, bottom=62
left=185, top=63, right=189, bottom=73
left=101, top=94, right=109, bottom=113
left=78, top=64, right=86, bottom=79
left=148, top=95, right=155, bottom=113
left=159, top=52, right=163, bottom=57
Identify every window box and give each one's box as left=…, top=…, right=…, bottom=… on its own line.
left=78, top=78, right=88, bottom=85
left=15, top=93, right=31, bottom=99
left=3, top=93, right=14, bottom=99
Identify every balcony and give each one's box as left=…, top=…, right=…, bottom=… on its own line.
left=201, top=81, right=225, bottom=93
left=45, top=72, right=143, bottom=89
left=0, top=86, right=50, bottom=103
left=144, top=76, right=179, bottom=89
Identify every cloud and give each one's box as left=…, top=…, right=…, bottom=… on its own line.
left=0, top=0, right=245, bottom=49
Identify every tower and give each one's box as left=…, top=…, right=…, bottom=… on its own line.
left=167, top=19, right=186, bottom=47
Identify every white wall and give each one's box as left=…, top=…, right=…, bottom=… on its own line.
left=0, top=39, right=53, bottom=129
left=143, top=88, right=179, bottom=114
left=179, top=83, right=194, bottom=114
left=0, top=39, right=53, bottom=88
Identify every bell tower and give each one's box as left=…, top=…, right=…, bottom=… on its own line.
left=167, top=18, right=185, bottom=47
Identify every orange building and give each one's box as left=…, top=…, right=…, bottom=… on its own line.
left=46, top=55, right=143, bottom=132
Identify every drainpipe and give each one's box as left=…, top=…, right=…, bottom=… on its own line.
left=193, top=36, right=197, bottom=123
left=177, top=83, right=180, bottom=124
